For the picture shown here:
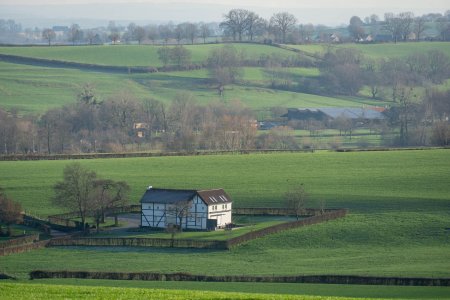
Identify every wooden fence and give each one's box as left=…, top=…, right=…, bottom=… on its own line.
left=29, top=270, right=450, bottom=286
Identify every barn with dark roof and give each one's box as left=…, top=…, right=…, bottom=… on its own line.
left=140, top=187, right=232, bottom=231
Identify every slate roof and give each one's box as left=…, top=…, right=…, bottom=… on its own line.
left=140, top=188, right=232, bottom=205
left=284, top=107, right=385, bottom=120
left=318, top=107, right=385, bottom=120
left=140, top=188, right=196, bottom=204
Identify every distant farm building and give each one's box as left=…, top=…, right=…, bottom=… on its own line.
left=140, top=187, right=232, bottom=231
left=133, top=123, right=149, bottom=138
left=282, top=107, right=386, bottom=124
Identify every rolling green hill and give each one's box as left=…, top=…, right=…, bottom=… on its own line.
left=0, top=150, right=448, bottom=280
left=0, top=61, right=387, bottom=114
left=287, top=42, right=450, bottom=59
left=0, top=43, right=296, bottom=67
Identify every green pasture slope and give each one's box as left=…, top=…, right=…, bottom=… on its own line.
left=0, top=60, right=386, bottom=114
left=287, top=42, right=450, bottom=59
left=0, top=43, right=295, bottom=67
left=0, top=150, right=449, bottom=282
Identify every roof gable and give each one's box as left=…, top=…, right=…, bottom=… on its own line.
left=197, top=189, right=232, bottom=205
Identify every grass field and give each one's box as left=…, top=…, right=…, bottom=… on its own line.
left=0, top=43, right=296, bottom=67
left=0, top=150, right=448, bottom=280
left=1, top=150, right=448, bottom=215
left=1, top=281, right=449, bottom=300
left=0, top=60, right=387, bottom=114
left=0, top=282, right=364, bottom=300
left=287, top=42, right=450, bottom=59
left=15, top=279, right=450, bottom=299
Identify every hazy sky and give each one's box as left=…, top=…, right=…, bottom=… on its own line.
left=1, top=0, right=448, bottom=27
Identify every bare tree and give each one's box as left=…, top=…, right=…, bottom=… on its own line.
left=384, top=12, right=414, bottom=42
left=169, top=45, right=191, bottom=67
left=426, top=50, right=450, bottom=84
left=68, top=23, right=82, bottom=45
left=285, top=184, right=308, bottom=220
left=0, top=189, right=23, bottom=236
left=348, top=16, right=365, bottom=41
left=42, top=28, right=55, bottom=45
left=185, top=23, right=198, bottom=44
left=413, top=17, right=428, bottom=41
left=200, top=23, right=210, bottom=43
left=221, top=9, right=251, bottom=41
left=246, top=12, right=260, bottom=41
left=157, top=46, right=170, bottom=67
left=166, top=200, right=193, bottom=231
left=270, top=12, right=297, bottom=43
left=207, top=45, right=243, bottom=96
left=134, top=26, right=146, bottom=44
left=108, top=21, right=120, bottom=44
left=53, top=163, right=97, bottom=232
left=92, top=179, right=130, bottom=231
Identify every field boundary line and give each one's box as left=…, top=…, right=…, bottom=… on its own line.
left=29, top=270, right=450, bottom=286
left=1, top=147, right=448, bottom=161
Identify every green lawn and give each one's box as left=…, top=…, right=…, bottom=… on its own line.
left=93, top=215, right=296, bottom=240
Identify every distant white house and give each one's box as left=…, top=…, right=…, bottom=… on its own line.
left=140, top=187, right=232, bottom=231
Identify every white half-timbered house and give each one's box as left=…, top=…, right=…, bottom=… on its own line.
left=140, top=187, right=232, bottom=230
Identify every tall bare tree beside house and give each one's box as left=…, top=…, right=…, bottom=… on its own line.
left=285, top=184, right=308, bottom=220
left=53, top=163, right=97, bottom=232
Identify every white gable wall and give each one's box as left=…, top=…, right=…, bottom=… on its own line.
left=208, top=202, right=232, bottom=228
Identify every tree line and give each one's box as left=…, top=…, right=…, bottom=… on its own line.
left=1, top=43, right=450, bottom=154
left=2, top=9, right=450, bottom=45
